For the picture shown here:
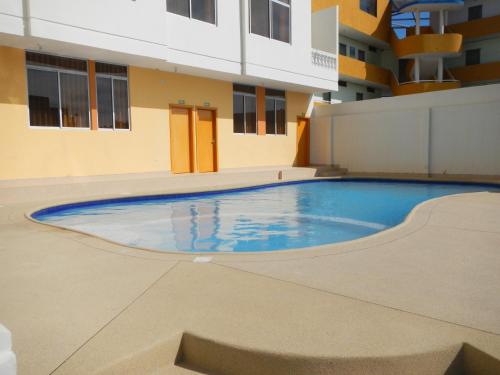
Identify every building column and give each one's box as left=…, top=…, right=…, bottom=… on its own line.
left=415, top=58, right=420, bottom=82
left=88, top=60, right=98, bottom=130
left=439, top=10, right=445, bottom=34
left=438, top=57, right=444, bottom=82
left=415, top=11, right=421, bottom=35
left=256, top=86, right=266, bottom=135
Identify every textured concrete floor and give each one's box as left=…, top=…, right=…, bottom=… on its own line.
left=1, top=170, right=500, bottom=374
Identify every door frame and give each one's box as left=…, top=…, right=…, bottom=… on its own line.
left=195, top=106, right=219, bottom=173
left=296, top=116, right=310, bottom=167
left=169, top=104, right=195, bottom=174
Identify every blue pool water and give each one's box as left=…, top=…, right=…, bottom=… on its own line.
left=32, top=180, right=498, bottom=253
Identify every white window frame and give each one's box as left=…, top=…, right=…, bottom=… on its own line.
left=26, top=60, right=91, bottom=130
left=233, top=91, right=257, bottom=135
left=166, top=0, right=218, bottom=25
left=249, top=0, right=291, bottom=44
left=265, top=95, right=287, bottom=136
left=95, top=66, right=130, bottom=131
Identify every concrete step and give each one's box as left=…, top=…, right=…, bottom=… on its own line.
left=311, top=165, right=348, bottom=177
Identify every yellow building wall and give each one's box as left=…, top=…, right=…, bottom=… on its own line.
left=0, top=46, right=310, bottom=180
left=312, top=0, right=392, bottom=43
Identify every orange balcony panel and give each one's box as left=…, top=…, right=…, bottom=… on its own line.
left=391, top=79, right=461, bottom=96
left=392, top=33, right=463, bottom=59
left=339, top=55, right=390, bottom=86
left=312, top=0, right=392, bottom=43
left=447, top=15, right=500, bottom=39
left=450, top=62, right=500, bottom=84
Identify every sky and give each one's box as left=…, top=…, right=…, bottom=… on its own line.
left=392, top=11, right=431, bottom=38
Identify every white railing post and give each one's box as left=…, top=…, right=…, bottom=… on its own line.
left=311, top=49, right=337, bottom=71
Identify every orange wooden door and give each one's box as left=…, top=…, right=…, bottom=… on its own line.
left=296, top=117, right=310, bottom=167
left=170, top=107, right=193, bottom=174
left=196, top=109, right=217, bottom=173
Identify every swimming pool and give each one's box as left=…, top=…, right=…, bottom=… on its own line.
left=32, top=180, right=498, bottom=253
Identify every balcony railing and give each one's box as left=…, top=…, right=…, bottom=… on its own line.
left=311, top=49, right=337, bottom=70
left=390, top=70, right=460, bottom=96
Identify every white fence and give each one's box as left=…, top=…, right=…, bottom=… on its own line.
left=311, top=84, right=500, bottom=176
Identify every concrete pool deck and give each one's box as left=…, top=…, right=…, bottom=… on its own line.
left=1, top=168, right=500, bottom=374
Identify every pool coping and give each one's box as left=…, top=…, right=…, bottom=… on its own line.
left=24, top=176, right=500, bottom=258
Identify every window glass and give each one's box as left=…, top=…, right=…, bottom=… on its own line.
left=27, top=52, right=90, bottom=128
left=167, top=0, right=190, bottom=17
left=322, top=92, right=332, bottom=102
left=113, top=80, right=129, bottom=130
left=245, top=96, right=257, bottom=134
left=233, top=94, right=245, bottom=133
left=468, top=5, right=482, bottom=21
left=97, top=77, right=113, bottom=129
left=339, top=80, right=347, bottom=87
left=191, top=0, right=216, bottom=23
left=466, top=49, right=480, bottom=66
left=358, top=50, right=366, bottom=62
left=96, top=64, right=130, bottom=130
left=266, top=98, right=275, bottom=134
left=60, top=73, right=90, bottom=128
left=349, top=46, right=356, bottom=58
left=339, top=43, right=347, bottom=56
left=356, top=92, right=363, bottom=101
left=276, top=99, right=286, bottom=135
left=251, top=0, right=270, bottom=38
left=360, top=0, right=377, bottom=16
left=265, top=91, right=286, bottom=135
left=272, top=1, right=290, bottom=43
left=27, top=69, right=60, bottom=127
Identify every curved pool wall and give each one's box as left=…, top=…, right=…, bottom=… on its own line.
left=31, top=179, right=499, bottom=253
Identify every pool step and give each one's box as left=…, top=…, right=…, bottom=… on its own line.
left=94, top=332, right=500, bottom=375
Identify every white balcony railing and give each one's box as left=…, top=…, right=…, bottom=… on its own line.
left=311, top=49, right=337, bottom=70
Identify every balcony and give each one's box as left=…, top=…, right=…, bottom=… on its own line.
left=311, top=49, right=337, bottom=71
left=390, top=75, right=461, bottom=96
left=450, top=62, right=500, bottom=84
left=339, top=55, right=391, bottom=86
left=312, top=0, right=392, bottom=44
left=447, top=15, right=500, bottom=40
left=391, top=33, right=463, bottom=59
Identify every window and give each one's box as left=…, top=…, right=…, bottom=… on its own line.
left=356, top=92, right=364, bottom=101
left=466, top=49, right=481, bottom=66
left=322, top=92, right=332, bottom=102
left=265, top=89, right=286, bottom=135
left=468, top=5, right=482, bottom=21
left=233, top=84, right=257, bottom=134
left=250, top=0, right=290, bottom=43
left=339, top=43, right=347, bottom=56
left=367, top=87, right=375, bottom=93
left=369, top=45, right=377, bottom=53
left=358, top=50, right=366, bottom=62
left=339, top=80, right=347, bottom=87
left=26, top=52, right=89, bottom=128
left=360, top=0, right=377, bottom=16
left=349, top=46, right=356, bottom=58
left=167, top=0, right=216, bottom=24
left=96, top=62, right=130, bottom=130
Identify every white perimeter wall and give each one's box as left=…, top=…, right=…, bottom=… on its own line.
left=311, top=84, right=500, bottom=176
